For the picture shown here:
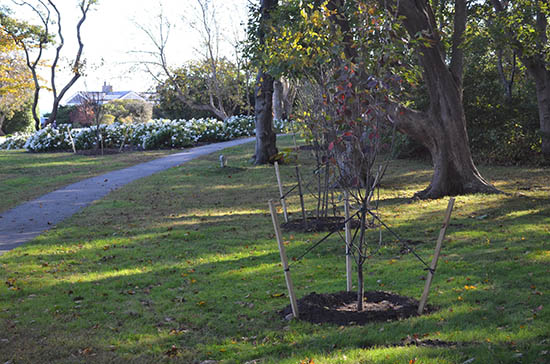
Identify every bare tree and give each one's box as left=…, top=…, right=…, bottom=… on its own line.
left=1, top=0, right=96, bottom=130
left=135, top=0, right=244, bottom=120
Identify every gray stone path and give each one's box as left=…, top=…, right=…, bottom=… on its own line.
left=0, top=137, right=255, bottom=255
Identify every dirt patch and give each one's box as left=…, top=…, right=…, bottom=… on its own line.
left=280, top=291, right=435, bottom=325
left=281, top=216, right=360, bottom=232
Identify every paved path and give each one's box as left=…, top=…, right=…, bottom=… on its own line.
left=0, top=137, right=255, bottom=255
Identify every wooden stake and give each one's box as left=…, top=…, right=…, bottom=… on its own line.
left=268, top=199, right=299, bottom=318
left=418, top=197, right=455, bottom=314
left=68, top=130, right=77, bottom=154
left=274, top=162, right=289, bottom=223
left=295, top=166, right=307, bottom=226
left=344, top=191, right=353, bottom=292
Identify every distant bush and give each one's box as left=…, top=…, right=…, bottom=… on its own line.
left=3, top=100, right=35, bottom=135
left=103, top=99, right=153, bottom=124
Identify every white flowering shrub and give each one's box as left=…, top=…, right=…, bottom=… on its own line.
left=24, top=124, right=74, bottom=152
left=0, top=132, right=33, bottom=150
left=0, top=115, right=291, bottom=152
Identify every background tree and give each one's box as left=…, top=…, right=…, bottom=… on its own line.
left=151, top=58, right=248, bottom=120
left=0, top=0, right=96, bottom=130
left=136, top=1, right=247, bottom=121
left=0, top=26, right=34, bottom=135
left=102, top=99, right=153, bottom=124
left=489, top=0, right=550, bottom=160
left=250, top=0, right=278, bottom=165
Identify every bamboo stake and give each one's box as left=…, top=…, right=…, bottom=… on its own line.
left=268, top=199, right=299, bottom=318
left=274, top=162, right=289, bottom=223
left=418, top=197, right=456, bottom=314
left=295, top=166, right=307, bottom=226
left=344, top=191, right=353, bottom=292
left=68, top=129, right=77, bottom=154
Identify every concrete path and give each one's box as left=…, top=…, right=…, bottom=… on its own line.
left=0, top=137, right=255, bottom=255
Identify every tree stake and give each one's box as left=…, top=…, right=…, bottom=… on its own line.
left=418, top=197, right=455, bottom=314
left=274, top=162, right=289, bottom=222
left=268, top=199, right=299, bottom=318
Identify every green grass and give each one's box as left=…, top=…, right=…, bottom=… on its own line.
left=0, top=149, right=176, bottom=213
left=1, top=136, right=549, bottom=363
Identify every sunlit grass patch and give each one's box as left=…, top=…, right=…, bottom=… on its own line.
left=1, top=136, right=549, bottom=363
left=0, top=149, right=176, bottom=212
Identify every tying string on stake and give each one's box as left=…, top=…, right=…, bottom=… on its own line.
left=288, top=209, right=362, bottom=268
left=279, top=183, right=299, bottom=200
left=364, top=208, right=434, bottom=273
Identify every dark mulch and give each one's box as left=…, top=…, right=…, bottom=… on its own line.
left=281, top=216, right=360, bottom=232
left=280, top=291, right=435, bottom=326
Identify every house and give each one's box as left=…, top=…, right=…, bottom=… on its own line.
left=64, top=82, right=149, bottom=106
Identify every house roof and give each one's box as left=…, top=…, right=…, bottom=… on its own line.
left=64, top=90, right=148, bottom=106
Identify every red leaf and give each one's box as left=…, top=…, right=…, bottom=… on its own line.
left=328, top=142, right=334, bottom=151
left=343, top=131, right=352, bottom=137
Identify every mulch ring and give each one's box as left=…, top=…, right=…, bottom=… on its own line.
left=280, top=291, right=436, bottom=326
left=281, top=216, right=361, bottom=232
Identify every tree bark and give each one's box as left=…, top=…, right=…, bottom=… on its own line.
left=254, top=0, right=278, bottom=164
left=389, top=0, right=499, bottom=198
left=532, top=68, right=550, bottom=158
left=273, top=79, right=284, bottom=121
left=254, top=71, right=278, bottom=164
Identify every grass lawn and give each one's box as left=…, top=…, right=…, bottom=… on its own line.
left=0, top=136, right=549, bottom=363
left=0, top=149, right=176, bottom=213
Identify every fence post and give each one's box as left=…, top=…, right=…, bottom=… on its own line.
left=418, top=197, right=455, bottom=314
left=268, top=200, right=299, bottom=318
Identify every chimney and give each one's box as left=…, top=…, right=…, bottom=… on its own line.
left=102, top=81, right=113, bottom=93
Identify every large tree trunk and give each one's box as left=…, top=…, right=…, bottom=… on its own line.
left=273, top=79, right=284, bottom=121
left=533, top=70, right=550, bottom=158
left=391, top=0, right=498, bottom=199
left=254, top=71, right=278, bottom=164
left=522, top=63, right=550, bottom=160
left=254, top=0, right=278, bottom=165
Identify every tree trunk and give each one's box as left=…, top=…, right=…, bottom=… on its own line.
left=390, top=0, right=499, bottom=199
left=533, top=69, right=550, bottom=159
left=490, top=1, right=550, bottom=160
left=273, top=79, right=284, bottom=121
left=0, top=116, right=5, bottom=136
left=253, top=0, right=278, bottom=165
left=254, top=71, right=278, bottom=164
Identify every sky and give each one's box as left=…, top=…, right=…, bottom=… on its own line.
left=1, top=0, right=249, bottom=114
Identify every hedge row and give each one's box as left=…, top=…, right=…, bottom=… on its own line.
left=0, top=116, right=289, bottom=152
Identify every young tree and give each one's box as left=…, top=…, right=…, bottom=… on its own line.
left=256, top=0, right=498, bottom=198
left=0, top=0, right=96, bottom=130
left=489, top=0, right=550, bottom=160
